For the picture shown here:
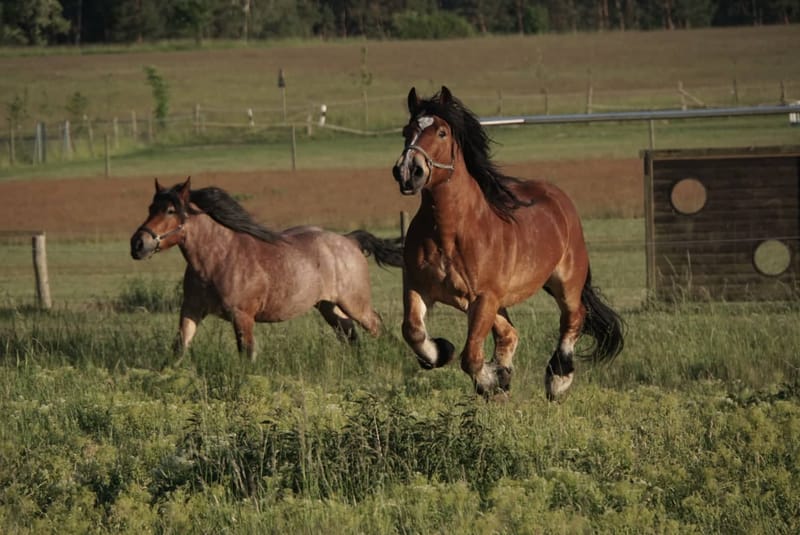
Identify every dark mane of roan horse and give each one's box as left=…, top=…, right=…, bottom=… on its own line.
left=414, top=90, right=533, bottom=220
left=172, top=186, right=284, bottom=243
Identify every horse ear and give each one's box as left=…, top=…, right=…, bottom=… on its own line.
left=439, top=86, right=452, bottom=105
left=154, top=178, right=164, bottom=193
left=178, top=176, right=191, bottom=203
left=407, top=87, right=420, bottom=114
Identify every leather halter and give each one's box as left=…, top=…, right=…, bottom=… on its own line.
left=405, top=143, right=455, bottom=172
left=136, top=223, right=184, bottom=253
left=400, top=115, right=456, bottom=186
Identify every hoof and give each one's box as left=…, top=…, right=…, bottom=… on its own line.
left=545, top=370, right=574, bottom=401
left=489, top=390, right=510, bottom=403
left=496, top=366, right=512, bottom=392
left=474, top=362, right=500, bottom=399
left=432, top=338, right=455, bottom=368
left=415, top=354, right=434, bottom=370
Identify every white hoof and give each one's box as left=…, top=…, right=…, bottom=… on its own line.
left=474, top=362, right=499, bottom=396
left=545, top=372, right=574, bottom=401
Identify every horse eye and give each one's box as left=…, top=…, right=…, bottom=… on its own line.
left=166, top=207, right=176, bottom=215
left=438, top=129, right=447, bottom=138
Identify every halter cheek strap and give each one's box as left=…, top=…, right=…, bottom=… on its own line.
left=402, top=115, right=456, bottom=184
left=405, top=143, right=455, bottom=172
left=137, top=223, right=184, bottom=253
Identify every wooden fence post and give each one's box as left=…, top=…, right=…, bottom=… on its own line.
left=290, top=125, right=297, bottom=171
left=8, top=124, right=15, bottom=166
left=131, top=110, right=138, bottom=140
left=33, top=122, right=43, bottom=165
left=84, top=115, right=95, bottom=157
left=63, top=120, right=72, bottom=160
left=104, top=134, right=111, bottom=178
left=585, top=69, right=593, bottom=114
left=112, top=117, right=119, bottom=149
left=32, top=232, right=52, bottom=310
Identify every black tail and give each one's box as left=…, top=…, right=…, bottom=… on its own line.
left=580, top=268, right=625, bottom=363
left=346, top=230, right=404, bottom=268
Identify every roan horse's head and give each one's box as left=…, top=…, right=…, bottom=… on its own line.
left=392, top=86, right=457, bottom=195
left=130, top=177, right=191, bottom=260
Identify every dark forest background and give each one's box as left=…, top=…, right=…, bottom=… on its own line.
left=1, top=0, right=798, bottom=46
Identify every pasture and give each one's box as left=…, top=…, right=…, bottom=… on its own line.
left=1, top=26, right=800, bottom=533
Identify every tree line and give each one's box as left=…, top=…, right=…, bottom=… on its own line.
left=1, top=0, right=797, bottom=46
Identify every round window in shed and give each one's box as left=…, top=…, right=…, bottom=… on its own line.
left=670, top=178, right=707, bottom=215
left=753, top=239, right=792, bottom=277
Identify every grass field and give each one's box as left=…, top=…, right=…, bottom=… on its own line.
left=2, top=27, right=800, bottom=533
left=2, top=26, right=799, bottom=126
left=2, top=218, right=799, bottom=533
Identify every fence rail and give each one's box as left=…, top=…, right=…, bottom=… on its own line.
left=2, top=80, right=798, bottom=167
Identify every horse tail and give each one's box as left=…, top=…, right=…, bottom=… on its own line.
left=346, top=230, right=404, bottom=268
left=579, top=267, right=625, bottom=363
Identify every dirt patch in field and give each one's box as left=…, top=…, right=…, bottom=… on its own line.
left=0, top=158, right=641, bottom=239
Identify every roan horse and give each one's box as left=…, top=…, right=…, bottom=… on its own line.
left=392, top=87, right=624, bottom=400
left=130, top=177, right=403, bottom=362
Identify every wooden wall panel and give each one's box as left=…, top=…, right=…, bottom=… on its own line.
left=643, top=146, right=800, bottom=301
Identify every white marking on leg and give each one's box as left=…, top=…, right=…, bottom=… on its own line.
left=180, top=317, right=197, bottom=352
left=547, top=373, right=573, bottom=398
left=419, top=338, right=438, bottom=365
left=475, top=362, right=499, bottom=394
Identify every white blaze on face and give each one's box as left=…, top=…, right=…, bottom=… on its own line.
left=402, top=116, right=435, bottom=169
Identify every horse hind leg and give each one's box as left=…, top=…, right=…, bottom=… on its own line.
left=544, top=276, right=586, bottom=401
left=316, top=300, right=359, bottom=342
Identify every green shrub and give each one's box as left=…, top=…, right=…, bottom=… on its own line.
left=116, top=278, right=181, bottom=313
left=391, top=10, right=474, bottom=40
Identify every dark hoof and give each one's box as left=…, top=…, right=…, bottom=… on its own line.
left=414, top=338, right=455, bottom=370
left=432, top=338, right=455, bottom=367
left=496, top=366, right=512, bottom=391
left=415, top=354, right=434, bottom=370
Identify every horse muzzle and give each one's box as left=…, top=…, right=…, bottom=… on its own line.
left=393, top=152, right=429, bottom=195
left=130, top=230, right=158, bottom=260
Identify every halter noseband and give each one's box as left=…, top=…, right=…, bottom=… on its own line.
left=401, top=115, right=456, bottom=186
left=136, top=223, right=184, bottom=253
left=405, top=143, right=455, bottom=172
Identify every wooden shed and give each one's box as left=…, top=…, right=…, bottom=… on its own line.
left=643, top=146, right=800, bottom=300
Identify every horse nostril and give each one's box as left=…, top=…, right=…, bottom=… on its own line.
left=413, top=165, right=425, bottom=179
left=392, top=165, right=402, bottom=182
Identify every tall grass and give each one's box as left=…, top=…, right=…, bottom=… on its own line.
left=1, top=299, right=798, bottom=533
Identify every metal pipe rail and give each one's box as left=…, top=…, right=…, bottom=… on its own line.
left=479, top=104, right=800, bottom=126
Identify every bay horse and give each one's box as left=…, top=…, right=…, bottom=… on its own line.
left=392, top=87, right=624, bottom=400
left=130, top=177, right=403, bottom=362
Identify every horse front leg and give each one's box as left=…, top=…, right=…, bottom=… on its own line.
left=491, top=307, right=518, bottom=392
left=402, top=285, right=454, bottom=369
left=462, top=294, right=502, bottom=397
left=231, top=310, right=257, bottom=362
left=172, top=301, right=206, bottom=366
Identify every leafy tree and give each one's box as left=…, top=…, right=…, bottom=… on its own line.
left=170, top=0, right=214, bottom=43
left=0, top=0, right=69, bottom=45
left=143, top=66, right=169, bottom=128
left=392, top=9, right=475, bottom=39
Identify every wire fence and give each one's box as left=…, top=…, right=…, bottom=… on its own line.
left=2, top=80, right=797, bottom=167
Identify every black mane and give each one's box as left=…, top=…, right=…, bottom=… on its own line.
left=181, top=186, right=283, bottom=243
left=414, top=90, right=532, bottom=219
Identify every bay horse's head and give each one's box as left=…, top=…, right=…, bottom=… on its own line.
left=130, top=177, right=191, bottom=259
left=392, top=86, right=457, bottom=195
